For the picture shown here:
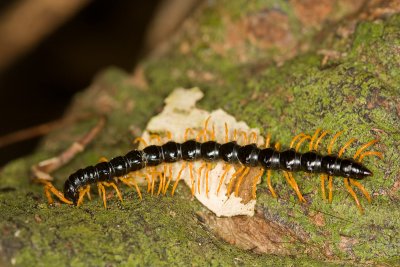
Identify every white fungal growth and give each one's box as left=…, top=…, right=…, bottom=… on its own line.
left=138, top=87, right=264, bottom=217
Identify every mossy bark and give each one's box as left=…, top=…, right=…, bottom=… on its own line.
left=1, top=1, right=399, bottom=266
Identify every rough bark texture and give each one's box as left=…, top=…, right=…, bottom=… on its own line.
left=1, top=1, right=399, bottom=266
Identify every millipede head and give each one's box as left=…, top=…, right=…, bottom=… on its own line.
left=63, top=180, right=79, bottom=204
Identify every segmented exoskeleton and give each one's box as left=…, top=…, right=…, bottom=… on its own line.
left=39, top=123, right=382, bottom=212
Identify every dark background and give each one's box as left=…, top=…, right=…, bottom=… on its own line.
left=0, top=0, right=162, bottom=166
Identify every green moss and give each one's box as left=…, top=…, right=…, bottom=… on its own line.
left=1, top=4, right=399, bottom=267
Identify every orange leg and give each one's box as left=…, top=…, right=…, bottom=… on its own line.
left=320, top=174, right=327, bottom=200
left=233, top=129, right=238, bottom=141
left=197, top=163, right=206, bottom=195
left=184, top=128, right=194, bottom=141
left=328, top=176, right=333, bottom=203
left=171, top=162, right=187, bottom=196
left=266, top=170, right=277, bottom=198
left=251, top=168, right=264, bottom=199
left=149, top=134, right=162, bottom=145
left=202, top=116, right=213, bottom=141
left=249, top=132, right=257, bottom=143
left=97, top=181, right=123, bottom=208
left=163, top=165, right=173, bottom=195
left=205, top=163, right=212, bottom=198
left=349, top=179, right=371, bottom=203
left=290, top=133, right=306, bottom=149
left=216, top=164, right=232, bottom=196
left=283, top=171, right=306, bottom=203
left=196, top=129, right=207, bottom=142
left=226, top=166, right=245, bottom=196
left=147, top=167, right=156, bottom=195
left=148, top=167, right=162, bottom=196
left=353, top=139, right=379, bottom=160
left=295, top=135, right=311, bottom=152
left=344, top=178, right=363, bottom=213
left=309, top=128, right=322, bottom=151
left=132, top=137, right=148, bottom=147
left=328, top=131, right=344, bottom=154
left=188, top=163, right=196, bottom=196
left=358, top=151, right=383, bottom=162
left=140, top=173, right=151, bottom=192
left=275, top=142, right=281, bottom=151
left=314, top=130, right=329, bottom=151
left=166, top=130, right=172, bottom=140
left=210, top=124, right=216, bottom=141
left=224, top=123, right=229, bottom=142
left=157, top=164, right=167, bottom=196
left=234, top=167, right=250, bottom=197
left=338, top=138, right=357, bottom=157
left=97, top=182, right=107, bottom=208
left=239, top=131, right=249, bottom=145
left=265, top=133, right=271, bottom=148
left=76, top=185, right=91, bottom=206
left=42, top=180, right=73, bottom=205
left=119, top=175, right=142, bottom=200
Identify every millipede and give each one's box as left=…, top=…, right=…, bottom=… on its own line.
left=37, top=117, right=383, bottom=213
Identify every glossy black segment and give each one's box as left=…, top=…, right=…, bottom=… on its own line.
left=321, top=155, right=339, bottom=175
left=200, top=141, right=221, bottom=161
left=83, top=166, right=98, bottom=183
left=143, top=145, right=163, bottom=166
left=162, top=141, right=181, bottom=162
left=218, top=141, right=240, bottom=163
left=258, top=148, right=280, bottom=169
left=237, top=144, right=260, bottom=166
left=109, top=156, right=129, bottom=177
left=125, top=150, right=145, bottom=171
left=300, top=151, right=321, bottom=172
left=95, top=162, right=112, bottom=181
left=181, top=140, right=201, bottom=161
left=279, top=149, right=301, bottom=171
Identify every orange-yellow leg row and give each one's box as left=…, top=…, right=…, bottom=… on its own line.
left=295, top=135, right=311, bottom=152
left=358, top=151, right=383, bottom=162
left=234, top=167, right=250, bottom=197
left=216, top=164, right=232, bottom=196
left=41, top=180, right=73, bottom=205
left=76, top=185, right=91, bottom=206
left=162, top=165, right=173, bottom=195
left=132, top=137, right=148, bottom=147
left=344, top=178, right=363, bottom=213
left=226, top=166, right=245, bottom=196
left=320, top=174, right=327, bottom=200
left=328, top=131, right=344, bottom=154
left=119, top=175, right=143, bottom=200
left=251, top=168, right=264, bottom=199
left=290, top=133, right=306, bottom=149
left=353, top=139, right=379, bottom=160
left=156, top=164, right=168, bottom=196
left=338, top=138, right=357, bottom=157
left=309, top=128, right=322, bottom=151
left=283, top=171, right=306, bottom=203
left=266, top=170, right=277, bottom=198
left=97, top=181, right=123, bottom=208
left=328, top=176, right=333, bottom=203
left=313, top=130, right=329, bottom=151
left=197, top=163, right=207, bottom=195
left=349, top=179, right=371, bottom=203
left=171, top=162, right=187, bottom=196
left=205, top=163, right=212, bottom=198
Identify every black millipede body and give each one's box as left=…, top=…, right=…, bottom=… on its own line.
left=63, top=140, right=372, bottom=204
